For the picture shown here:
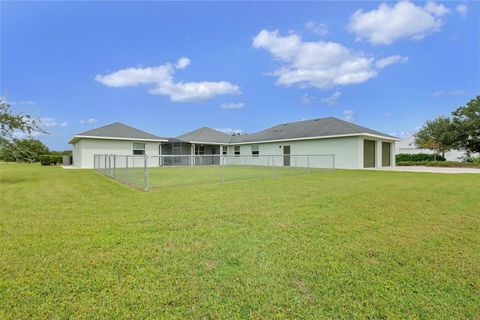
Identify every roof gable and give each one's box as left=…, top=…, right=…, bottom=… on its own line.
left=177, top=127, right=232, bottom=144
left=70, top=122, right=167, bottom=143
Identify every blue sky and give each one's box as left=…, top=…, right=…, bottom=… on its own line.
left=1, top=1, right=478, bottom=150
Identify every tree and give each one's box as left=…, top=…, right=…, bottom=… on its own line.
left=0, top=97, right=46, bottom=142
left=451, top=96, right=480, bottom=154
left=415, top=116, right=457, bottom=159
left=0, top=138, right=49, bottom=162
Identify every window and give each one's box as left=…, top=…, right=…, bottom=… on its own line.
left=133, top=142, right=145, bottom=155
left=234, top=146, right=240, bottom=157
left=222, top=146, right=228, bottom=155
left=251, top=144, right=259, bottom=157
left=195, top=145, right=205, bottom=155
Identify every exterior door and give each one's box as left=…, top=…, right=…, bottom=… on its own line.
left=283, top=145, right=291, bottom=166
left=363, top=140, right=376, bottom=168
left=382, top=142, right=391, bottom=167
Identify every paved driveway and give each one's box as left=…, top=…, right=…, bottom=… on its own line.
left=371, top=166, right=480, bottom=174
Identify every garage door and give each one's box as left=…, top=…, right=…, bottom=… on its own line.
left=382, top=142, right=391, bottom=166
left=364, top=140, right=376, bottom=168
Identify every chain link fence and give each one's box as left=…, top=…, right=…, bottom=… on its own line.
left=94, top=154, right=335, bottom=191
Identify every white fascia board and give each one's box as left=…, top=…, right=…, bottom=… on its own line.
left=229, top=133, right=399, bottom=145
left=185, top=141, right=228, bottom=146
left=68, top=135, right=168, bottom=144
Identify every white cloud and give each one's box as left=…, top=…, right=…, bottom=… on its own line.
left=95, top=57, right=240, bottom=102
left=301, top=93, right=316, bottom=104
left=220, top=102, right=245, bottom=109
left=176, top=57, right=191, bottom=69
left=375, top=55, right=409, bottom=69
left=80, top=118, right=98, bottom=124
left=149, top=81, right=240, bottom=102
left=348, top=1, right=449, bottom=45
left=342, top=110, right=354, bottom=121
left=305, top=21, right=329, bottom=36
left=95, top=64, right=173, bottom=87
left=215, top=128, right=243, bottom=135
left=40, top=117, right=68, bottom=128
left=253, top=29, right=406, bottom=89
left=456, top=4, right=468, bottom=18
left=12, top=130, right=42, bottom=139
left=424, top=1, right=451, bottom=17
left=320, top=91, right=342, bottom=105
left=432, top=90, right=466, bottom=97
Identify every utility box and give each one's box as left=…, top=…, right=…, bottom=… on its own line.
left=62, top=156, right=72, bottom=166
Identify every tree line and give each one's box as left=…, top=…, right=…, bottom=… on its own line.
left=415, top=96, right=479, bottom=160
left=0, top=98, right=70, bottom=163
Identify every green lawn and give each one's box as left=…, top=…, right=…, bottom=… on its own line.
left=1, top=164, right=479, bottom=318
left=107, top=165, right=319, bottom=190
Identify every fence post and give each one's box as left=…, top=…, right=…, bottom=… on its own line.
left=307, top=155, right=310, bottom=174
left=126, top=156, right=129, bottom=185
left=272, top=156, right=275, bottom=177
left=104, top=154, right=107, bottom=175
left=113, top=155, right=116, bottom=178
left=332, top=154, right=335, bottom=169
left=221, top=155, right=225, bottom=183
left=144, top=154, right=148, bottom=192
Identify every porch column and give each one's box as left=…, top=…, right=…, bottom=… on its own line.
left=391, top=141, right=396, bottom=167
left=376, top=140, right=382, bottom=168
left=191, top=144, right=195, bottom=166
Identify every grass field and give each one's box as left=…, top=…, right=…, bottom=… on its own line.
left=104, top=165, right=319, bottom=190
left=1, top=164, right=479, bottom=318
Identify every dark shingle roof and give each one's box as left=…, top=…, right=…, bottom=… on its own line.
left=177, top=127, right=232, bottom=144
left=231, top=117, right=397, bottom=143
left=70, top=122, right=168, bottom=143
left=70, top=117, right=397, bottom=145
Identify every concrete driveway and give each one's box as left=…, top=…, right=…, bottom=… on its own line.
left=371, top=166, right=480, bottom=174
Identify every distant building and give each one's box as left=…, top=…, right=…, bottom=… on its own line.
left=395, top=135, right=476, bottom=161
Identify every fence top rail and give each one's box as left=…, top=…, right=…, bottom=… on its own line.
left=95, top=154, right=335, bottom=157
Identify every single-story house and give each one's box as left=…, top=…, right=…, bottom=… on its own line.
left=69, top=117, right=399, bottom=169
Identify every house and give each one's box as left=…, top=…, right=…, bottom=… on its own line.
left=396, top=135, right=476, bottom=161
left=69, top=117, right=398, bottom=169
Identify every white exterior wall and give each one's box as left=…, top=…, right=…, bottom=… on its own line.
left=72, top=138, right=161, bottom=168
left=226, top=136, right=362, bottom=169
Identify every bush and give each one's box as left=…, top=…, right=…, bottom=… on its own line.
left=40, top=154, right=63, bottom=166
left=397, top=161, right=480, bottom=168
left=396, top=153, right=445, bottom=163
left=0, top=138, right=49, bottom=163
left=473, top=157, right=480, bottom=164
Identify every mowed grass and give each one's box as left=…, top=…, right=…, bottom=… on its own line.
left=1, top=164, right=479, bottom=318
left=109, top=165, right=317, bottom=190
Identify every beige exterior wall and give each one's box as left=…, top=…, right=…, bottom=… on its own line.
left=224, top=136, right=361, bottom=169
left=71, top=135, right=397, bottom=169
left=72, top=138, right=161, bottom=168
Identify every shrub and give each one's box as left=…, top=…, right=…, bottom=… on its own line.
left=396, top=153, right=445, bottom=163
left=397, top=161, right=480, bottom=168
left=40, top=154, right=63, bottom=166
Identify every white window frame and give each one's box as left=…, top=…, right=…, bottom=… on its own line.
left=234, top=146, right=240, bottom=157
left=251, top=144, right=259, bottom=157
left=133, top=142, right=146, bottom=155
